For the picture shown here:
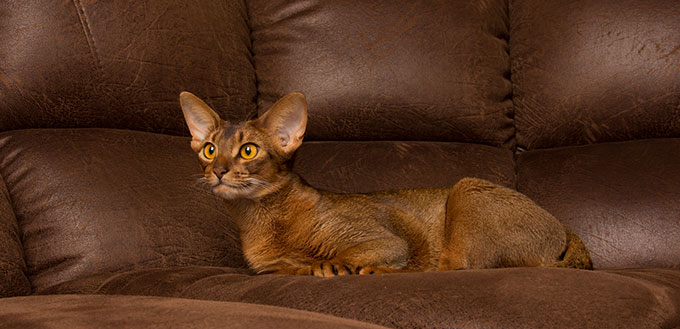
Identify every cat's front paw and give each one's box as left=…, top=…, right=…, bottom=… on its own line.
left=298, top=262, right=354, bottom=277
left=356, top=266, right=397, bottom=275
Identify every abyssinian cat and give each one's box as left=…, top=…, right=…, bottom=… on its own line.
left=179, top=91, right=593, bottom=276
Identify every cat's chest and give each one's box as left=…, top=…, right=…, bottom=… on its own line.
left=237, top=212, right=335, bottom=270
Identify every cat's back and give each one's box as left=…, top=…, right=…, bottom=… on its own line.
left=370, top=188, right=449, bottom=226
left=319, top=187, right=449, bottom=229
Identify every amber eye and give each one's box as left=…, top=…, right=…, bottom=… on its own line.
left=203, top=143, right=216, bottom=159
left=240, top=143, right=258, bottom=160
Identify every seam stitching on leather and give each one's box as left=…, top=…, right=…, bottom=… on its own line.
left=506, top=0, right=520, bottom=191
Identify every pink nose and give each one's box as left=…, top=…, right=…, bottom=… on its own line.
left=213, top=166, right=228, bottom=179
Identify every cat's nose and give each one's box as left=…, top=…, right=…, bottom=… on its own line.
left=213, top=166, right=229, bottom=179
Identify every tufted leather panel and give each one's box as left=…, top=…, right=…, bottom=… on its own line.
left=510, top=0, right=680, bottom=150
left=517, top=139, right=680, bottom=269
left=0, top=174, right=31, bottom=297
left=249, top=0, right=514, bottom=145
left=0, top=0, right=256, bottom=135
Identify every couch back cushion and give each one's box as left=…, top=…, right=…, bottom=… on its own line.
left=0, top=0, right=256, bottom=135
left=0, top=129, right=516, bottom=291
left=511, top=0, right=680, bottom=150
left=249, top=0, right=514, bottom=146
left=0, top=129, right=248, bottom=291
left=0, top=175, right=31, bottom=296
left=517, top=140, right=680, bottom=269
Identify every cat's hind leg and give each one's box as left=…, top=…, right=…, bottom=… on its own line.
left=548, top=229, right=593, bottom=270
left=437, top=178, right=569, bottom=270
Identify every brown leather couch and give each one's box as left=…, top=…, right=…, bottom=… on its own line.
left=1, top=1, right=679, bottom=328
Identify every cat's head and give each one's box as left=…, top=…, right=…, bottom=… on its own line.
left=179, top=92, right=307, bottom=200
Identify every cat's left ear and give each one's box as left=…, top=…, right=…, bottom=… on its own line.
left=254, top=92, right=307, bottom=159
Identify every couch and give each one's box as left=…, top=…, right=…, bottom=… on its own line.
left=1, top=0, right=679, bottom=328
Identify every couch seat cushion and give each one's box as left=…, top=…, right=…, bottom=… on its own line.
left=0, top=294, right=387, bottom=329
left=39, top=266, right=680, bottom=329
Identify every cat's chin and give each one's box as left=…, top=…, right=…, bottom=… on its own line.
left=211, top=184, right=251, bottom=200
left=211, top=183, right=269, bottom=200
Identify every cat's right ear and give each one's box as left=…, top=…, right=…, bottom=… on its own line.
left=179, top=92, right=222, bottom=151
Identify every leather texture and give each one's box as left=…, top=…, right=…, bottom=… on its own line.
left=0, top=129, right=248, bottom=291
left=0, top=0, right=257, bottom=135
left=0, top=294, right=389, bottom=329
left=39, top=266, right=680, bottom=329
left=1, top=0, right=679, bottom=327
left=511, top=0, right=680, bottom=150
left=517, top=139, right=680, bottom=269
left=0, top=175, right=31, bottom=297
left=292, top=141, right=515, bottom=193
left=249, top=0, right=514, bottom=145
left=0, top=128, right=514, bottom=292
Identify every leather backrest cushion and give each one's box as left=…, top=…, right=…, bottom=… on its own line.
left=0, top=0, right=256, bottom=135
left=249, top=0, right=513, bottom=146
left=511, top=0, right=680, bottom=150
left=0, top=129, right=248, bottom=291
left=517, top=139, right=680, bottom=269
left=292, top=141, right=515, bottom=193
left=0, top=175, right=31, bottom=296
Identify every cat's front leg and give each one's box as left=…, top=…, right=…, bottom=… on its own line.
left=273, top=264, right=411, bottom=276
left=305, top=237, right=410, bottom=277
left=274, top=238, right=410, bottom=277
left=294, top=262, right=404, bottom=276
left=269, top=262, right=354, bottom=276
left=296, top=261, right=354, bottom=277
left=356, top=266, right=418, bottom=275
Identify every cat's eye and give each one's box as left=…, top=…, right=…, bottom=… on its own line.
left=240, top=143, right=258, bottom=160
left=203, top=143, right=216, bottom=159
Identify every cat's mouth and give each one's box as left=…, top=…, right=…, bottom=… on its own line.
left=215, top=181, right=245, bottom=189
left=209, top=177, right=275, bottom=200
left=211, top=180, right=257, bottom=199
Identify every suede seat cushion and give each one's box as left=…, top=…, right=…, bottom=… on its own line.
left=0, top=294, right=388, bottom=329
left=40, top=266, right=680, bottom=329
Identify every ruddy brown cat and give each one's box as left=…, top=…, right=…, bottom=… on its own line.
left=180, top=91, right=593, bottom=276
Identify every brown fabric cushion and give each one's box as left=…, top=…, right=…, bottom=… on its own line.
left=0, top=294, right=388, bottom=329
left=0, top=0, right=256, bottom=135
left=38, top=266, right=680, bottom=329
left=0, top=129, right=249, bottom=291
left=0, top=174, right=31, bottom=297
left=517, top=139, right=680, bottom=269
left=249, top=0, right=513, bottom=145
left=510, top=0, right=680, bottom=150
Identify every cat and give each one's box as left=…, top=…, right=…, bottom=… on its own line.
left=179, top=91, right=593, bottom=276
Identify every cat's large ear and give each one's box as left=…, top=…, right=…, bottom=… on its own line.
left=179, top=92, right=222, bottom=151
left=254, top=92, right=307, bottom=159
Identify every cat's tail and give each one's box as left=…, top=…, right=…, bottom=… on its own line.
left=551, top=228, right=593, bottom=270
